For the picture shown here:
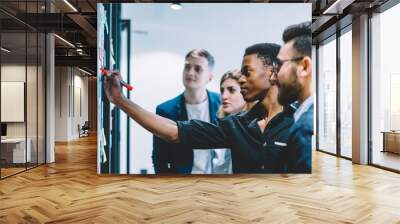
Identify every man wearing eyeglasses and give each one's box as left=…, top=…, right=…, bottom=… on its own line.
left=270, top=21, right=313, bottom=173
left=103, top=43, right=299, bottom=173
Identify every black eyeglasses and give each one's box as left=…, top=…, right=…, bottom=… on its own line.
left=272, top=56, right=304, bottom=73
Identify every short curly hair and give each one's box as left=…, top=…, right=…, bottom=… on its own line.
left=243, top=43, right=281, bottom=66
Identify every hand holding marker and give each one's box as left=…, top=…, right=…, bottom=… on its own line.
left=101, top=68, right=134, bottom=91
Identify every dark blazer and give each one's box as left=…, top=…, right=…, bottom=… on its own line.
left=285, top=102, right=314, bottom=173
left=176, top=102, right=295, bottom=173
left=152, top=90, right=221, bottom=174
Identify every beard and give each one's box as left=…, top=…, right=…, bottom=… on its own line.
left=277, top=76, right=301, bottom=106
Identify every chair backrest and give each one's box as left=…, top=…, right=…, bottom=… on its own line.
left=82, top=121, right=90, bottom=129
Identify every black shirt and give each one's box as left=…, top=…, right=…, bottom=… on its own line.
left=177, top=102, right=295, bottom=173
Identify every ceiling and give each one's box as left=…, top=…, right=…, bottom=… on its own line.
left=0, top=0, right=394, bottom=72
left=311, top=0, right=390, bottom=43
left=0, top=0, right=97, bottom=73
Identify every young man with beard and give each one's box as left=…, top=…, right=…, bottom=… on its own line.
left=103, top=43, right=297, bottom=173
left=270, top=22, right=313, bottom=173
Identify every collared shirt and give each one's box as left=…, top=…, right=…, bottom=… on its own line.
left=285, top=99, right=313, bottom=173
left=293, top=96, right=314, bottom=123
left=177, top=102, right=295, bottom=173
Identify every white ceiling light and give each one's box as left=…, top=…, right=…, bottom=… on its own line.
left=323, top=0, right=354, bottom=15
left=76, top=49, right=84, bottom=55
left=323, top=0, right=341, bottom=14
left=1, top=47, right=11, bottom=53
left=63, top=0, right=78, bottom=12
left=170, top=3, right=182, bottom=10
left=78, top=67, right=92, bottom=76
left=54, top=34, right=75, bottom=48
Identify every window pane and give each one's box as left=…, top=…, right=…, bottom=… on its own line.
left=38, top=32, right=45, bottom=165
left=371, top=4, right=400, bottom=171
left=318, top=37, right=337, bottom=154
left=1, top=31, right=27, bottom=177
left=27, top=31, right=38, bottom=169
left=340, top=29, right=352, bottom=158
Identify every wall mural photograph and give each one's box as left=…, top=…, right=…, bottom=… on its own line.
left=97, top=3, right=313, bottom=175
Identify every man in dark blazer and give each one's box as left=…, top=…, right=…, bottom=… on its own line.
left=152, top=49, right=221, bottom=174
left=271, top=21, right=313, bottom=173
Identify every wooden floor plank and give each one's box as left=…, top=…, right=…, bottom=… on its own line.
left=0, top=134, right=400, bottom=223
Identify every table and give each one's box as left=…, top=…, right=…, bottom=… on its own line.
left=381, top=131, right=400, bottom=154
left=1, top=138, right=31, bottom=164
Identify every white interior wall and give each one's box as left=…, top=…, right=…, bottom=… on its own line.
left=1, top=65, right=31, bottom=138
left=54, top=67, right=89, bottom=141
left=72, top=72, right=89, bottom=138
left=1, top=65, right=26, bottom=144
left=1, top=64, right=46, bottom=163
left=55, top=66, right=68, bottom=141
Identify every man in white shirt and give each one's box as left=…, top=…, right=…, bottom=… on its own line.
left=152, top=49, right=228, bottom=174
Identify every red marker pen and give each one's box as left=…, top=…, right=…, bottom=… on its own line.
left=101, top=68, right=134, bottom=91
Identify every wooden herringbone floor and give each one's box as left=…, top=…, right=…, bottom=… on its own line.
left=1, top=135, right=400, bottom=224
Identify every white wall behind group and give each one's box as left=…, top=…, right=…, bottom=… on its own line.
left=120, top=3, right=311, bottom=173
left=54, top=67, right=89, bottom=141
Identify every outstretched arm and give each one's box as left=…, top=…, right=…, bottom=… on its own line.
left=103, top=72, right=179, bottom=143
